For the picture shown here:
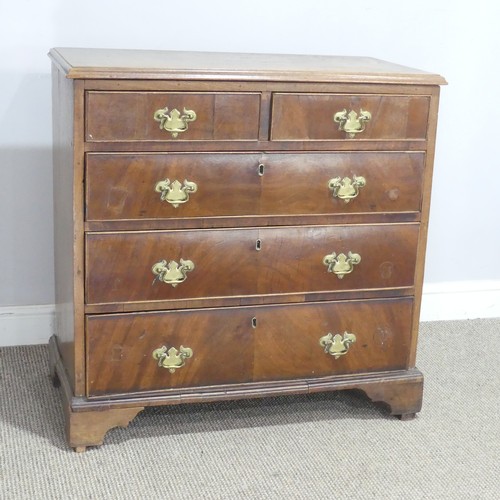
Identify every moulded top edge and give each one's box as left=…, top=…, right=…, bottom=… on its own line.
left=48, top=48, right=447, bottom=86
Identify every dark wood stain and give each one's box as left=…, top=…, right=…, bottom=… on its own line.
left=48, top=48, right=444, bottom=450
left=86, top=152, right=425, bottom=222
left=86, top=298, right=413, bottom=396
left=85, top=224, right=419, bottom=306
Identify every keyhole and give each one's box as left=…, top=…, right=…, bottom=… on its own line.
left=256, top=239, right=262, bottom=251
left=258, top=163, right=265, bottom=176
left=252, top=317, right=257, bottom=328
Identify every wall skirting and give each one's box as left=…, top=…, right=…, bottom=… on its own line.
left=0, top=281, right=499, bottom=346
left=0, top=304, right=55, bottom=347
left=420, top=280, right=500, bottom=322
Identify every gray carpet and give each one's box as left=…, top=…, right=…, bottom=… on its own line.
left=1, top=319, right=499, bottom=499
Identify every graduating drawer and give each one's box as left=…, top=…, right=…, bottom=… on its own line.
left=86, top=297, right=413, bottom=396
left=271, top=93, right=430, bottom=141
left=85, top=91, right=261, bottom=142
left=252, top=297, right=413, bottom=381
left=86, top=306, right=254, bottom=396
left=85, top=224, right=419, bottom=306
left=85, top=152, right=425, bottom=222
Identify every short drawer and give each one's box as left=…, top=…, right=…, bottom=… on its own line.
left=85, top=91, right=261, bottom=142
left=271, top=93, right=429, bottom=141
left=85, top=152, right=425, bottom=222
left=86, top=297, right=413, bottom=396
left=85, top=224, right=419, bottom=306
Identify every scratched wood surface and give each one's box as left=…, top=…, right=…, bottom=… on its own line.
left=86, top=152, right=425, bottom=222
left=86, top=298, right=413, bottom=396
left=48, top=48, right=444, bottom=450
left=85, top=224, right=419, bottom=307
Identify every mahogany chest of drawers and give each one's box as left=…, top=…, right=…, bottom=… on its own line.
left=48, top=48, right=445, bottom=451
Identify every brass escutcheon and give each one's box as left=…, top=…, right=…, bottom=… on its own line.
left=151, top=259, right=195, bottom=287
left=319, top=332, right=357, bottom=359
left=155, top=179, right=198, bottom=207
left=323, top=251, right=361, bottom=279
left=333, top=109, right=371, bottom=138
left=152, top=345, right=193, bottom=373
left=328, top=175, right=366, bottom=203
left=153, top=107, right=197, bottom=138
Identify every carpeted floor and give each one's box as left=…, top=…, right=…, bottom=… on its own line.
left=0, top=319, right=499, bottom=499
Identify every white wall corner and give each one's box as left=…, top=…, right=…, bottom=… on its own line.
left=421, top=280, right=500, bottom=322
left=0, top=304, right=55, bottom=347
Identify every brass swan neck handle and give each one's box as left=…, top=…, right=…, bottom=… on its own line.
left=333, top=109, right=371, bottom=138
left=319, top=332, right=357, bottom=359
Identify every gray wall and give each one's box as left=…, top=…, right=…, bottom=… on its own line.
left=1, top=0, right=499, bottom=307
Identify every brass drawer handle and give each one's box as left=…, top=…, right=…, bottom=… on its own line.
left=152, top=259, right=195, bottom=287
left=155, top=179, right=198, bottom=207
left=333, top=109, right=371, bottom=138
left=152, top=345, right=193, bottom=373
left=323, top=251, right=361, bottom=279
left=319, top=332, right=356, bottom=359
left=153, top=107, right=197, bottom=138
left=328, top=175, right=366, bottom=203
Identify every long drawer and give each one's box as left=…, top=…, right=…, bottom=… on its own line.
left=86, top=297, right=413, bottom=396
left=85, top=224, right=419, bottom=306
left=85, top=91, right=261, bottom=142
left=271, top=93, right=430, bottom=141
left=85, top=152, right=425, bottom=221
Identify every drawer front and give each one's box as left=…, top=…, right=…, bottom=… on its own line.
left=253, top=297, right=413, bottom=381
left=85, top=91, right=261, bottom=142
left=85, top=224, right=419, bottom=305
left=86, top=152, right=425, bottom=221
left=271, top=94, right=429, bottom=141
left=86, top=298, right=413, bottom=396
left=86, top=306, right=254, bottom=396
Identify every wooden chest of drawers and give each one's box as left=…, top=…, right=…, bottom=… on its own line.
left=48, top=48, right=445, bottom=451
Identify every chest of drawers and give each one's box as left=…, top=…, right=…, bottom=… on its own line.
left=48, top=48, right=445, bottom=451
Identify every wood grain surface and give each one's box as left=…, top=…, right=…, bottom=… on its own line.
left=271, top=94, right=429, bottom=141
left=49, top=48, right=444, bottom=448
left=86, top=297, right=413, bottom=396
left=49, top=48, right=446, bottom=85
left=85, top=152, right=425, bottom=222
left=85, top=224, right=419, bottom=306
left=85, top=91, right=261, bottom=142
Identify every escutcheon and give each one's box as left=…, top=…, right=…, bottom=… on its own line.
left=323, top=251, right=361, bottom=279
left=155, top=179, right=198, bottom=207
left=152, top=345, right=193, bottom=373
left=153, top=107, right=197, bottom=138
left=328, top=175, right=366, bottom=203
left=319, top=332, right=357, bottom=359
left=151, top=259, right=195, bottom=287
left=333, top=109, right=371, bottom=138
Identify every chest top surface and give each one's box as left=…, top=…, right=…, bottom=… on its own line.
left=48, top=47, right=446, bottom=85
